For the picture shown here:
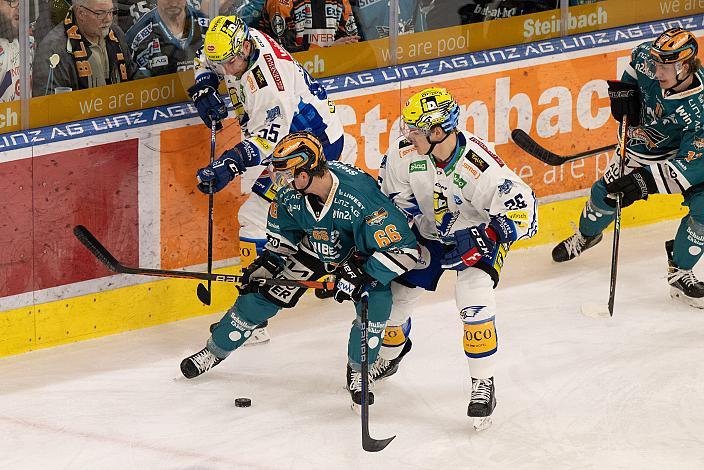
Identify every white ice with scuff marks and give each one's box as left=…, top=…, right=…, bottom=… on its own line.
left=1, top=220, right=703, bottom=469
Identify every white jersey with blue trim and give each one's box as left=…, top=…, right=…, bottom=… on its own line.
left=379, top=130, right=538, bottom=243
left=194, top=28, right=343, bottom=161
left=0, top=37, right=33, bottom=103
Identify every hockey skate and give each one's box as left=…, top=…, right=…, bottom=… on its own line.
left=666, top=240, right=704, bottom=308
left=209, top=320, right=271, bottom=346
left=552, top=226, right=603, bottom=262
left=180, top=347, right=223, bottom=379
left=346, top=364, right=374, bottom=410
left=467, top=377, right=496, bottom=431
left=370, top=338, right=413, bottom=382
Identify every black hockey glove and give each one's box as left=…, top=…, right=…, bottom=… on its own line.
left=188, top=72, right=228, bottom=131
left=604, top=167, right=657, bottom=208
left=607, top=80, right=641, bottom=126
left=333, top=258, right=373, bottom=303
left=441, top=224, right=497, bottom=271
left=238, top=251, right=286, bottom=295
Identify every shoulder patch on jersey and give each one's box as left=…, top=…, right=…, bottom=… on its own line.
left=252, top=66, right=268, bottom=89
left=409, top=160, right=427, bottom=173
left=498, top=179, right=513, bottom=195
left=266, top=105, right=282, bottom=123
left=263, top=53, right=285, bottom=91
left=466, top=151, right=489, bottom=172
left=365, top=208, right=389, bottom=226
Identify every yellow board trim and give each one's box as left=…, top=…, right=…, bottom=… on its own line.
left=0, top=194, right=687, bottom=358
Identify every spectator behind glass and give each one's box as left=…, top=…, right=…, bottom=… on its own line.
left=0, top=0, right=32, bottom=101
left=33, top=0, right=71, bottom=42
left=228, top=0, right=263, bottom=27
left=33, top=0, right=138, bottom=96
left=126, top=0, right=209, bottom=76
left=259, top=0, right=359, bottom=52
left=117, top=0, right=206, bottom=36
left=424, top=0, right=553, bottom=29
left=350, top=0, right=428, bottom=41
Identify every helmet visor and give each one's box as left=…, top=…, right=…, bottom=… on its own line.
left=268, top=163, right=295, bottom=188
left=400, top=120, right=430, bottom=140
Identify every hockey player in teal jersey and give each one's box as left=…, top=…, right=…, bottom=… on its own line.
left=553, top=27, right=704, bottom=308
left=180, top=131, right=420, bottom=406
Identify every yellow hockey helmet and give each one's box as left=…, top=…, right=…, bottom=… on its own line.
left=401, top=87, right=460, bottom=136
left=651, top=27, right=698, bottom=64
left=204, top=16, right=250, bottom=63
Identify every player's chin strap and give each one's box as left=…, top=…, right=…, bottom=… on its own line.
left=423, top=129, right=453, bottom=156
left=667, top=62, right=694, bottom=95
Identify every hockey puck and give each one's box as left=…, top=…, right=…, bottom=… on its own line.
left=234, top=397, right=252, bottom=407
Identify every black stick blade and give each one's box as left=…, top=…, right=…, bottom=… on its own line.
left=196, top=283, right=212, bottom=305
left=73, top=225, right=122, bottom=273
left=511, top=129, right=561, bottom=165
left=362, top=435, right=395, bottom=452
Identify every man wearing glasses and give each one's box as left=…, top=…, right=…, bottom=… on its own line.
left=32, top=0, right=138, bottom=95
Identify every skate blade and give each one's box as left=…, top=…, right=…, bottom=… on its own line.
left=472, top=416, right=493, bottom=431
left=243, top=328, right=271, bottom=346
left=670, top=288, right=704, bottom=309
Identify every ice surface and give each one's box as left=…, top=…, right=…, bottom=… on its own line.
left=1, top=220, right=703, bottom=469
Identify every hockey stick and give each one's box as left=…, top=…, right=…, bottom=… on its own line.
left=359, top=291, right=395, bottom=452
left=196, top=119, right=218, bottom=305
left=511, top=129, right=617, bottom=166
left=608, top=116, right=628, bottom=317
left=73, top=225, right=334, bottom=291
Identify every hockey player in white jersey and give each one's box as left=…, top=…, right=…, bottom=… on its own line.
left=187, top=15, right=346, bottom=341
left=376, top=87, right=538, bottom=430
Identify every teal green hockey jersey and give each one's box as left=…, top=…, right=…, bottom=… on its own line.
left=265, top=162, right=419, bottom=285
left=620, top=41, right=704, bottom=193
left=623, top=42, right=704, bottom=162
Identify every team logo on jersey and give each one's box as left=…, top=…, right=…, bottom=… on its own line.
left=409, top=161, right=427, bottom=173
left=365, top=208, right=389, bottom=226
left=272, top=13, right=286, bottom=37
left=627, top=126, right=667, bottom=149
left=434, top=190, right=459, bottom=237
left=266, top=106, right=281, bottom=123
left=498, top=179, right=513, bottom=195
